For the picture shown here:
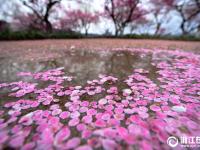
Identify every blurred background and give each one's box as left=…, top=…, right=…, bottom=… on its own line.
left=0, top=0, right=199, bottom=40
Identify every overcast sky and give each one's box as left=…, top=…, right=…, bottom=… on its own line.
left=0, top=0, right=182, bottom=35
left=65, top=0, right=182, bottom=35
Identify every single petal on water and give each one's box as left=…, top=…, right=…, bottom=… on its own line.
left=54, top=126, right=71, bottom=145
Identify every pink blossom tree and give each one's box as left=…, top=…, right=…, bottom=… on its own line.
left=149, top=0, right=171, bottom=35
left=104, top=0, right=146, bottom=36
left=156, top=0, right=200, bottom=34
left=19, top=0, right=63, bottom=32
left=13, top=8, right=44, bottom=31
left=60, top=10, right=99, bottom=35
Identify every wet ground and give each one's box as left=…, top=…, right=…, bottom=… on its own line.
left=0, top=39, right=200, bottom=62
left=0, top=40, right=200, bottom=150
left=0, top=39, right=199, bottom=83
left=0, top=49, right=157, bottom=109
left=0, top=49, right=155, bottom=82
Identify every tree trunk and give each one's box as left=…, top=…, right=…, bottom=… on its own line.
left=114, top=24, right=119, bottom=36
left=43, top=0, right=59, bottom=32
left=119, top=26, right=125, bottom=36
left=45, top=19, right=52, bottom=32
left=85, top=28, right=88, bottom=36
left=155, top=23, right=161, bottom=35
left=115, top=29, right=119, bottom=36
left=180, top=19, right=187, bottom=35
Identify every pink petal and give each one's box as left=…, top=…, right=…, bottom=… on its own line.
left=79, top=107, right=88, bottom=113
left=54, top=127, right=71, bottom=145
left=66, top=137, right=81, bottom=149
left=69, top=118, right=80, bottom=126
left=87, top=109, right=97, bottom=116
left=70, top=111, right=80, bottom=118
left=150, top=105, right=161, bottom=112
left=102, top=139, right=118, bottom=150
left=18, top=116, right=33, bottom=126
left=101, top=113, right=111, bottom=120
left=21, top=142, right=35, bottom=150
left=82, top=130, right=92, bottom=138
left=124, top=108, right=134, bottom=114
left=114, top=108, right=124, bottom=114
left=82, top=115, right=93, bottom=124
left=108, top=118, right=120, bottom=126
left=0, top=131, right=8, bottom=144
left=9, top=135, right=25, bottom=148
left=41, top=128, right=54, bottom=144
left=117, top=127, right=128, bottom=139
left=76, top=123, right=87, bottom=131
left=87, top=137, right=101, bottom=148
left=98, top=99, right=107, bottom=105
left=104, top=128, right=118, bottom=139
left=76, top=145, right=92, bottom=150
left=95, top=120, right=106, bottom=127
left=59, top=111, right=70, bottom=119
left=52, top=109, right=62, bottom=116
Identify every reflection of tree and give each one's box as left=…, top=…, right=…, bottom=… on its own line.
left=109, top=51, right=137, bottom=77
left=0, top=59, right=42, bottom=82
left=0, top=50, right=160, bottom=88
left=108, top=51, right=160, bottom=85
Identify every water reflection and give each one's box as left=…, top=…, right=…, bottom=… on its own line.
left=0, top=50, right=156, bottom=85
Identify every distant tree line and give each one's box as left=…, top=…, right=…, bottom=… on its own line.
left=0, top=0, right=199, bottom=37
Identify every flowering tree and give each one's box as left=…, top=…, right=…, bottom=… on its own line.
left=149, top=0, right=171, bottom=35
left=104, top=0, right=146, bottom=36
left=13, top=13, right=43, bottom=31
left=20, top=0, right=63, bottom=32
left=60, top=10, right=99, bottom=35
left=158, top=0, right=200, bottom=34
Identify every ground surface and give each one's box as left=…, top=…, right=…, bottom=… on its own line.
left=0, top=39, right=200, bottom=150
left=0, top=39, right=199, bottom=61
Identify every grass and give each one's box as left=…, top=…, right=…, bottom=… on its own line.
left=0, top=29, right=199, bottom=41
left=0, top=29, right=82, bottom=41
left=122, top=34, right=200, bottom=41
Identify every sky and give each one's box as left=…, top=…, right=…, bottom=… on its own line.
left=65, top=0, right=111, bottom=34
left=65, top=0, right=182, bottom=35
left=0, top=0, right=182, bottom=35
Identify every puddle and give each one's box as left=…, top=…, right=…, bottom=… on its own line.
left=0, top=49, right=158, bottom=84
left=0, top=49, right=200, bottom=150
left=0, top=49, right=159, bottom=106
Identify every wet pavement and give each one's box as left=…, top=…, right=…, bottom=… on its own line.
left=0, top=49, right=156, bottom=83
left=0, top=48, right=200, bottom=150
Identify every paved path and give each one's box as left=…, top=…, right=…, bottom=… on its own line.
left=0, top=39, right=199, bottom=61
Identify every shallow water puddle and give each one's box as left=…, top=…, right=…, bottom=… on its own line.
left=0, top=49, right=200, bottom=150
left=0, top=50, right=155, bottom=83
